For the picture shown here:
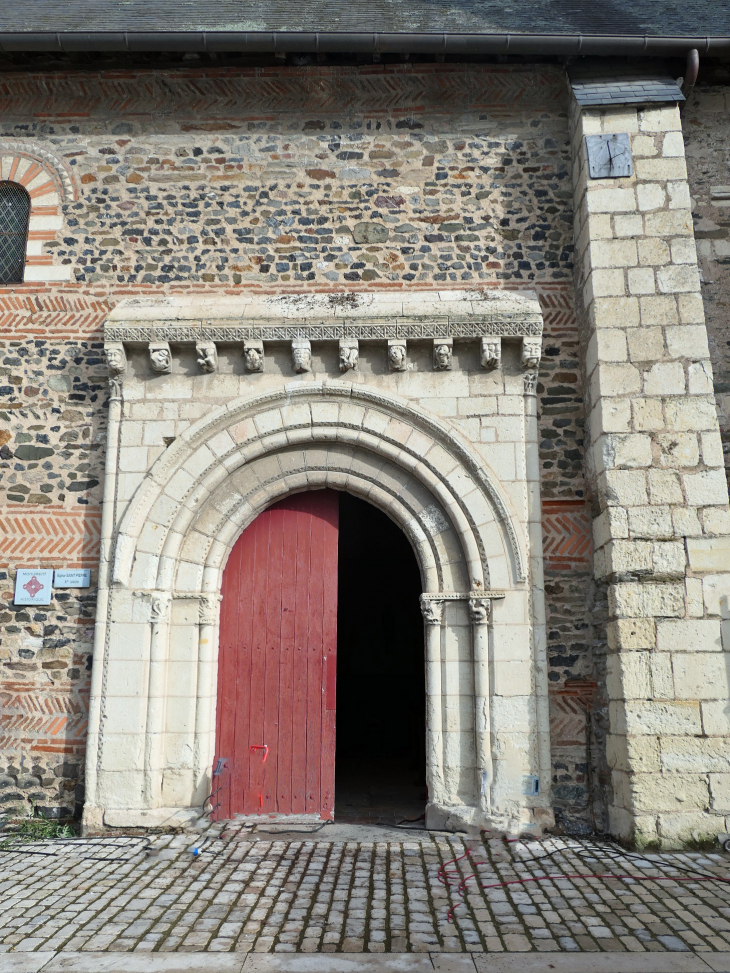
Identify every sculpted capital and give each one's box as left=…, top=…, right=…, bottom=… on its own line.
left=198, top=593, right=222, bottom=625
left=150, top=592, right=171, bottom=623
left=469, top=597, right=490, bottom=624
left=420, top=595, right=444, bottom=625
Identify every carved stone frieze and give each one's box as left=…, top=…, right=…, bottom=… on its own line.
left=106, top=319, right=543, bottom=344
left=149, top=341, right=172, bottom=374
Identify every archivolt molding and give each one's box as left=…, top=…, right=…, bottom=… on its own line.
left=0, top=140, right=76, bottom=202
left=112, top=382, right=528, bottom=595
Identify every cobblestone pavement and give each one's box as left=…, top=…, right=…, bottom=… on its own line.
left=0, top=826, right=729, bottom=958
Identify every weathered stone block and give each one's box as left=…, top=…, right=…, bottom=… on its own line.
left=709, top=773, right=730, bottom=811
left=609, top=581, right=685, bottom=619
left=643, top=361, right=685, bottom=396
left=629, top=773, right=709, bottom=814
left=656, top=619, right=723, bottom=653
left=636, top=183, right=666, bottom=212
left=672, top=652, right=729, bottom=698
left=661, top=736, right=730, bottom=773
left=656, top=264, right=701, bottom=294
left=664, top=398, right=718, bottom=432
left=621, top=700, right=702, bottom=735
left=684, top=470, right=730, bottom=506
left=627, top=327, right=664, bottom=363
left=656, top=432, right=700, bottom=468
left=687, top=537, right=730, bottom=573
left=606, top=651, right=651, bottom=698
left=702, top=575, right=730, bottom=618
left=606, top=734, right=660, bottom=773
left=607, top=617, right=656, bottom=650
left=627, top=505, right=673, bottom=538
left=648, top=470, right=683, bottom=505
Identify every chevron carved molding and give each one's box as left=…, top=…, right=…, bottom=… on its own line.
left=0, top=65, right=564, bottom=120
left=0, top=682, right=89, bottom=755
left=0, top=507, right=102, bottom=567
left=541, top=500, right=592, bottom=571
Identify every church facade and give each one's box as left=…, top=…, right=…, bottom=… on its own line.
left=1, top=36, right=729, bottom=846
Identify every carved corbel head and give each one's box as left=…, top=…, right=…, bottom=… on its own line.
left=243, top=339, right=265, bottom=373
left=104, top=342, right=127, bottom=378
left=388, top=339, right=407, bottom=372
left=149, top=341, right=172, bottom=374
left=195, top=341, right=218, bottom=374
left=521, top=337, right=542, bottom=370
left=292, top=338, right=312, bottom=374
left=339, top=339, right=359, bottom=373
left=480, top=337, right=501, bottom=370
left=433, top=338, right=453, bottom=371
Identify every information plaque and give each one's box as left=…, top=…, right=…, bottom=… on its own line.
left=54, top=569, right=91, bottom=588
left=14, top=569, right=54, bottom=606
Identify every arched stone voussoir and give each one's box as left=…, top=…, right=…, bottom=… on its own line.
left=188, top=464, right=449, bottom=593
left=113, top=383, right=527, bottom=592
left=164, top=435, right=471, bottom=594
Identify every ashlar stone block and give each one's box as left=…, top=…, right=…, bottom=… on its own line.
left=656, top=619, right=724, bottom=653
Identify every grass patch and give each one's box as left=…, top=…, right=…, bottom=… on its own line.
left=1, top=817, right=77, bottom=848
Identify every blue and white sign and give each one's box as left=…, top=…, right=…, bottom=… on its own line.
left=54, top=569, right=91, bottom=589
left=14, top=569, right=54, bottom=606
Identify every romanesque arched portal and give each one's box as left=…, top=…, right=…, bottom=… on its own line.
left=83, top=290, right=552, bottom=835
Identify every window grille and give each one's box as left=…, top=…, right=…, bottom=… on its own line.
left=0, top=181, right=31, bottom=284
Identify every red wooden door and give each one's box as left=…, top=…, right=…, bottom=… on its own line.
left=213, top=490, right=339, bottom=820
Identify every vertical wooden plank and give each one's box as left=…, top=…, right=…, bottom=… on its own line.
left=262, top=503, right=284, bottom=812
left=245, top=512, right=270, bottom=813
left=320, top=491, right=339, bottom=819
left=237, top=519, right=256, bottom=817
left=291, top=500, right=312, bottom=814
left=305, top=492, right=326, bottom=814
left=277, top=505, right=298, bottom=813
left=213, top=535, right=240, bottom=820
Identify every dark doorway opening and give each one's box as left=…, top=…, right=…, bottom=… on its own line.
left=335, top=492, right=426, bottom=825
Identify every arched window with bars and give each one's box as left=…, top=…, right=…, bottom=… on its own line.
left=0, top=181, right=31, bottom=284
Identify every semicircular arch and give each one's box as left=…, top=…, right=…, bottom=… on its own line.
left=113, top=382, right=527, bottom=596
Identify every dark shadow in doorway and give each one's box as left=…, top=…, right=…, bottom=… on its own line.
left=335, top=492, right=426, bottom=826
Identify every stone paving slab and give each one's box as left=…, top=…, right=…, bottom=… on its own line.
left=0, top=829, right=729, bottom=960
left=8, top=951, right=730, bottom=972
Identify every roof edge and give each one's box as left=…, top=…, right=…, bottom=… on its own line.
left=0, top=31, right=728, bottom=56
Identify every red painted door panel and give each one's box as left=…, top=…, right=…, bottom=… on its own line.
left=213, top=490, right=339, bottom=820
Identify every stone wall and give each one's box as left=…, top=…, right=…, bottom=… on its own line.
left=0, top=62, right=593, bottom=825
left=570, top=96, right=730, bottom=847
left=683, top=82, right=730, bottom=491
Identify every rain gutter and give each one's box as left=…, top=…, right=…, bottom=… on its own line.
left=0, top=32, right=728, bottom=56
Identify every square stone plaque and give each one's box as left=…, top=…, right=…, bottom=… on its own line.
left=14, top=569, right=54, bottom=606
